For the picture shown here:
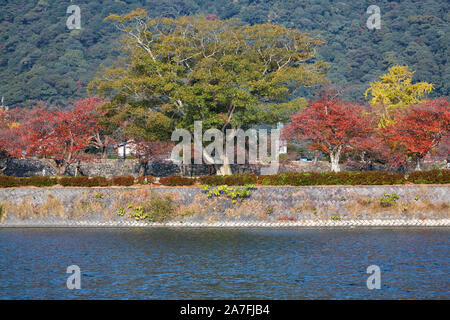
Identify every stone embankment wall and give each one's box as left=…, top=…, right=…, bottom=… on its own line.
left=1, top=158, right=445, bottom=178
left=0, top=159, right=143, bottom=177
left=0, top=185, right=448, bottom=227
left=0, top=158, right=336, bottom=177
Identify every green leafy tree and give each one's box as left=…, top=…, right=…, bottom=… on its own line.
left=89, top=10, right=328, bottom=174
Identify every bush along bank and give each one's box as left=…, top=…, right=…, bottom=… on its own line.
left=0, top=170, right=449, bottom=188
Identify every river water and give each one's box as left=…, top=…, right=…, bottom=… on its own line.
left=0, top=228, right=448, bottom=299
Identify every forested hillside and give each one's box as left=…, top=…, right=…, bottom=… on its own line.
left=0, top=0, right=448, bottom=108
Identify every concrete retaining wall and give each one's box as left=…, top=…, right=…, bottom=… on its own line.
left=0, top=185, right=448, bottom=227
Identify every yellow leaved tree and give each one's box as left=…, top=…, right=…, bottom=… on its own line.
left=364, top=65, right=433, bottom=127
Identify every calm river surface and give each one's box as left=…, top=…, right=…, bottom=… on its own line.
left=0, top=228, right=448, bottom=299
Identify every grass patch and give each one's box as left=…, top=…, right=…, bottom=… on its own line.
left=116, top=192, right=176, bottom=222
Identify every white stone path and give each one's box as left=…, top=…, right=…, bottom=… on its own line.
left=1, top=219, right=449, bottom=228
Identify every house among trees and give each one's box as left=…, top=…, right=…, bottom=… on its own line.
left=117, top=140, right=137, bottom=159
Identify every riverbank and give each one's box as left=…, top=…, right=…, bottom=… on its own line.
left=0, top=185, right=448, bottom=227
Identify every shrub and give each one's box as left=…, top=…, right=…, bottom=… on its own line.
left=265, top=206, right=274, bottom=215
left=0, top=175, right=58, bottom=187
left=58, top=176, right=90, bottom=187
left=0, top=175, right=20, bottom=187
left=58, top=176, right=110, bottom=187
left=123, top=192, right=175, bottom=222
left=136, top=176, right=154, bottom=185
left=20, top=176, right=58, bottom=187
left=258, top=174, right=286, bottom=186
left=201, top=184, right=256, bottom=203
left=200, top=174, right=257, bottom=186
left=408, top=169, right=450, bottom=184
left=284, top=172, right=317, bottom=185
left=199, top=175, right=225, bottom=186
left=110, top=176, right=135, bottom=186
left=258, top=171, right=405, bottom=186
left=142, top=193, right=175, bottom=222
left=224, top=174, right=257, bottom=186
left=89, top=176, right=110, bottom=187
left=160, top=175, right=197, bottom=186
left=58, top=176, right=136, bottom=187
left=380, top=193, right=400, bottom=207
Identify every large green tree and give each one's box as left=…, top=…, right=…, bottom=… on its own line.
left=89, top=10, right=328, bottom=174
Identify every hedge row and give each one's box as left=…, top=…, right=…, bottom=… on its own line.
left=158, top=171, right=446, bottom=186
left=59, top=176, right=110, bottom=187
left=0, top=175, right=137, bottom=188
left=408, top=169, right=450, bottom=184
left=57, top=176, right=137, bottom=187
left=258, top=171, right=407, bottom=186
left=159, top=176, right=196, bottom=186
left=199, top=174, right=258, bottom=186
left=0, top=170, right=448, bottom=188
left=0, top=176, right=58, bottom=188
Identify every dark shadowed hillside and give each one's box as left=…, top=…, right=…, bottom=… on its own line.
left=0, top=0, right=448, bottom=108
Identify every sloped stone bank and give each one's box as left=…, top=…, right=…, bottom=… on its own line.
left=0, top=185, right=448, bottom=227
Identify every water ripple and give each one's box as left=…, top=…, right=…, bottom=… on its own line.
left=0, top=228, right=448, bottom=299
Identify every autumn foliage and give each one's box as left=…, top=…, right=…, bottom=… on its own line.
left=0, top=98, right=106, bottom=174
left=283, top=92, right=449, bottom=172
left=0, top=91, right=449, bottom=176
left=283, top=93, right=374, bottom=172
left=21, top=98, right=106, bottom=174
left=381, top=98, right=450, bottom=170
left=0, top=97, right=177, bottom=176
left=0, top=106, right=27, bottom=158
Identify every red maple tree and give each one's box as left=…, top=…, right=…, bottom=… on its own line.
left=0, top=107, right=27, bottom=159
left=133, top=139, right=174, bottom=175
left=382, top=98, right=450, bottom=170
left=74, top=97, right=115, bottom=159
left=20, top=98, right=105, bottom=175
left=283, top=93, right=374, bottom=172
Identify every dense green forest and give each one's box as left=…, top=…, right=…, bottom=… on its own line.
left=0, top=0, right=448, bottom=108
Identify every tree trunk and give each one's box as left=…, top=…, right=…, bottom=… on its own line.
left=216, top=154, right=233, bottom=176
left=58, top=163, right=69, bottom=176
left=0, top=159, right=7, bottom=174
left=329, top=146, right=342, bottom=172
left=313, top=150, right=319, bottom=165
left=415, top=158, right=421, bottom=171
left=102, top=146, right=107, bottom=159
left=201, top=132, right=234, bottom=176
left=122, top=141, right=127, bottom=160
left=42, top=158, right=61, bottom=176
left=138, top=161, right=147, bottom=176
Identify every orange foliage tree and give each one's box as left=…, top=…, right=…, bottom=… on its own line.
left=283, top=93, right=374, bottom=172
left=382, top=98, right=449, bottom=170
left=18, top=98, right=105, bottom=175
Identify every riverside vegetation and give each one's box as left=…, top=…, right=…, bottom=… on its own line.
left=1, top=170, right=449, bottom=188
left=2, top=12, right=448, bottom=176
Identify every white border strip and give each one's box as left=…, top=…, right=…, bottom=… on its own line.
left=1, top=219, right=449, bottom=228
